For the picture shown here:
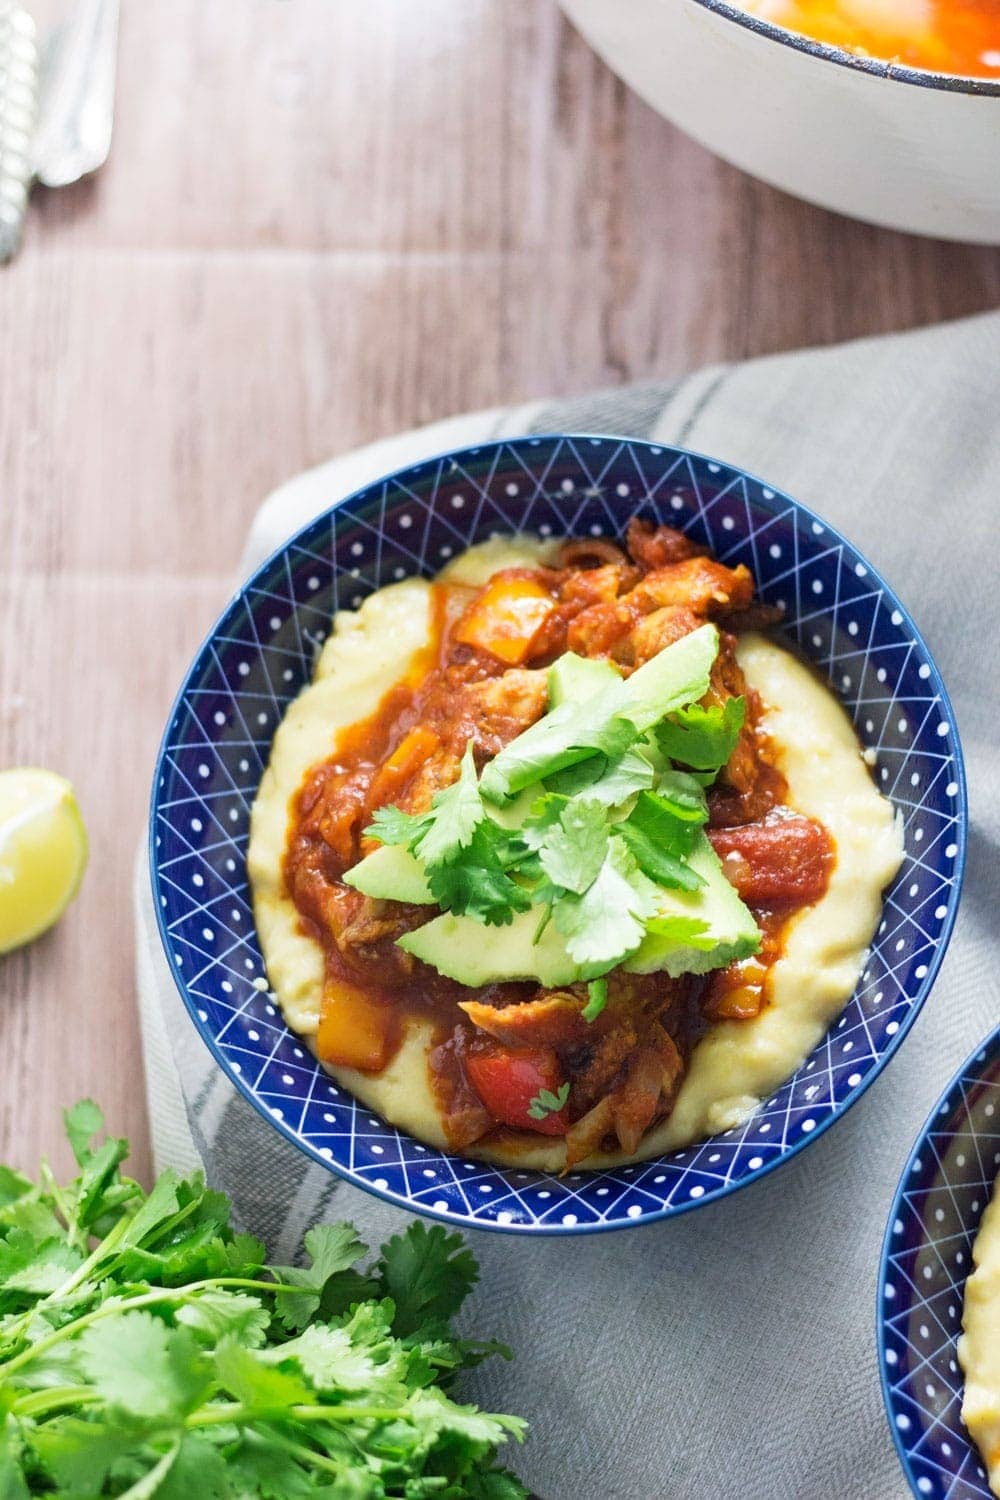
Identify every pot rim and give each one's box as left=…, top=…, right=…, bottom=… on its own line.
left=687, top=0, right=1000, bottom=97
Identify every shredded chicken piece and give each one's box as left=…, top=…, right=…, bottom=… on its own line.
left=459, top=992, right=588, bottom=1049
left=628, top=556, right=754, bottom=616
left=618, top=604, right=704, bottom=667
left=564, top=1096, right=616, bottom=1170
left=456, top=669, right=548, bottom=757
left=625, top=517, right=705, bottom=570
left=611, top=1048, right=666, bottom=1157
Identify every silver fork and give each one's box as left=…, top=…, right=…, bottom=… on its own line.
left=0, top=0, right=117, bottom=262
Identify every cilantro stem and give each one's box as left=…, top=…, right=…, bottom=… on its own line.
left=38, top=1160, right=83, bottom=1251
left=186, top=1402, right=409, bottom=1428
left=117, top=1438, right=180, bottom=1499
left=257, top=1428, right=353, bottom=1476
left=0, top=1276, right=305, bottom=1376
left=12, top=1386, right=101, bottom=1419
left=50, top=1200, right=134, bottom=1301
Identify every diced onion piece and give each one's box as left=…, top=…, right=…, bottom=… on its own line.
left=453, top=576, right=555, bottom=665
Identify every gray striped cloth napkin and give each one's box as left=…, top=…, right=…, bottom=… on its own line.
left=136, top=311, right=1000, bottom=1500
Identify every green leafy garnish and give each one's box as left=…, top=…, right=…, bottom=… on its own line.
left=616, top=790, right=705, bottom=893
left=357, top=629, right=756, bottom=978
left=654, top=696, right=746, bottom=773
left=552, top=839, right=660, bottom=969
left=0, top=1104, right=527, bottom=1497
left=479, top=707, right=639, bottom=804
left=545, top=746, right=656, bottom=804
left=526, top=1083, right=570, bottom=1121
left=412, top=741, right=485, bottom=866
left=365, top=802, right=431, bottom=849
left=582, top=977, right=608, bottom=1023
left=643, top=914, right=716, bottom=949
left=536, top=800, right=608, bottom=895
left=651, top=768, right=710, bottom=823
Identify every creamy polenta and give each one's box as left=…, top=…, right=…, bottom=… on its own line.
left=248, top=535, right=903, bottom=1168
left=960, top=1174, right=1000, bottom=1496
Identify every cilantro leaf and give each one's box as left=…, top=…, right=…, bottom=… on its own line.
left=214, top=1336, right=312, bottom=1409
left=114, top=1169, right=182, bottom=1251
left=175, top=1290, right=270, bottom=1349
left=30, top=1417, right=136, bottom=1497
left=615, top=789, right=705, bottom=892
left=226, top=1439, right=317, bottom=1500
left=582, top=977, right=608, bottom=1023
left=260, top=1320, right=395, bottom=1394
left=365, top=802, right=431, bottom=848
left=222, top=1232, right=267, bottom=1276
left=467, top=1469, right=531, bottom=1500
left=374, top=1222, right=478, bottom=1339
left=655, top=695, right=746, bottom=773
left=0, top=1230, right=82, bottom=1296
left=537, top=800, right=608, bottom=894
left=518, top=793, right=569, bottom=851
left=414, top=742, right=485, bottom=868
left=155, top=1434, right=230, bottom=1500
left=425, top=822, right=534, bottom=926
left=0, top=1169, right=32, bottom=1214
left=79, top=1313, right=211, bottom=1420
left=74, top=1135, right=131, bottom=1230
left=552, top=840, right=659, bottom=969
left=546, top=746, right=657, bottom=806
left=480, top=700, right=640, bottom=802
left=0, top=1418, right=28, bottom=1500
left=653, top=768, right=710, bottom=823
left=63, top=1100, right=105, bottom=1167
left=643, top=915, right=716, bottom=949
left=270, top=1223, right=369, bottom=1332
left=527, top=1082, right=570, bottom=1121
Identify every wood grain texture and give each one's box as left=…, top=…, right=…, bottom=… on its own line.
left=1, top=0, right=997, bottom=1185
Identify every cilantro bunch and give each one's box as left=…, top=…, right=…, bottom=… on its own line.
left=365, top=641, right=746, bottom=984
left=0, top=1104, right=526, bottom=1498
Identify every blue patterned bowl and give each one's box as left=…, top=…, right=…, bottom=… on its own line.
left=879, top=1027, right=1000, bottom=1500
left=150, top=434, right=966, bottom=1234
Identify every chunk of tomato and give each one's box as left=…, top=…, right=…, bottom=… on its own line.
left=465, top=1043, right=569, bottom=1136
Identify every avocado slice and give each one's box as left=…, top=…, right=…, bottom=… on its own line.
left=547, top=652, right=622, bottom=708
left=396, top=830, right=759, bottom=988
left=624, top=833, right=761, bottom=977
left=398, top=904, right=588, bottom=988
left=343, top=843, right=434, bottom=904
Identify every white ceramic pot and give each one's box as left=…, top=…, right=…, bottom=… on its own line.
left=559, top=0, right=1000, bottom=243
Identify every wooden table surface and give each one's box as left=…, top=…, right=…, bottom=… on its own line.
left=1, top=0, right=998, bottom=1186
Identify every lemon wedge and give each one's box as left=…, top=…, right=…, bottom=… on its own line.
left=0, top=768, right=88, bottom=954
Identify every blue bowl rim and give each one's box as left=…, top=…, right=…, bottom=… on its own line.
left=876, top=1022, right=1000, bottom=1498
left=688, top=0, right=1000, bottom=97
left=149, top=431, right=968, bottom=1236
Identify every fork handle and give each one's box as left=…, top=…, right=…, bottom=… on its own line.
left=33, top=0, right=119, bottom=189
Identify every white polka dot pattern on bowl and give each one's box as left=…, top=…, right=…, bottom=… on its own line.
left=879, top=1027, right=1000, bottom=1500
